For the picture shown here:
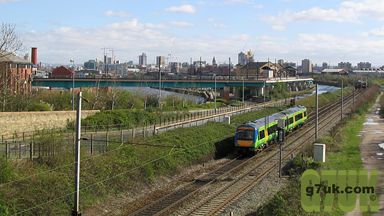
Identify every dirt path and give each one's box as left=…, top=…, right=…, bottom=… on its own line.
left=347, top=93, right=384, bottom=216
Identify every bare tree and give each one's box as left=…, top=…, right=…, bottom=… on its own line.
left=0, top=23, right=23, bottom=111
left=0, top=23, right=23, bottom=58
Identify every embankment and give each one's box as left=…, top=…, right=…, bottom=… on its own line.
left=0, top=110, right=99, bottom=138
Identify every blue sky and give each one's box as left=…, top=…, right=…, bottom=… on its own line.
left=1, top=0, right=384, bottom=66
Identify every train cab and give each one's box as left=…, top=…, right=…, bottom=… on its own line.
left=235, top=125, right=256, bottom=149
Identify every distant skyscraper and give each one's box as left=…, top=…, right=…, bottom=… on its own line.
left=169, top=62, right=181, bottom=73
left=301, top=59, right=313, bottom=73
left=322, top=62, right=328, bottom=70
left=338, top=62, right=352, bottom=70
left=357, top=62, right=371, bottom=69
left=156, top=56, right=166, bottom=67
left=107, top=57, right=112, bottom=65
left=246, top=50, right=254, bottom=63
left=139, top=53, right=147, bottom=66
left=212, top=57, right=217, bottom=67
left=84, top=60, right=96, bottom=70
left=238, top=52, right=247, bottom=66
left=278, top=59, right=284, bottom=65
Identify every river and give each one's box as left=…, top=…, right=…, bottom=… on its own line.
left=121, top=85, right=340, bottom=104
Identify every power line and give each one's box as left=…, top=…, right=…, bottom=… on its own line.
left=14, top=137, right=223, bottom=215
left=0, top=138, right=185, bottom=188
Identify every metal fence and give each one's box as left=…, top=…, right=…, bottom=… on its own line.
left=0, top=99, right=290, bottom=160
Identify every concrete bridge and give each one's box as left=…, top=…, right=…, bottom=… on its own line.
left=32, top=77, right=313, bottom=89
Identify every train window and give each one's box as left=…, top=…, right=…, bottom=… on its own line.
left=237, top=130, right=253, bottom=141
left=288, top=117, right=294, bottom=125
left=304, top=111, right=307, bottom=117
left=259, top=130, right=265, bottom=140
left=296, top=113, right=303, bottom=120
left=267, top=125, right=277, bottom=134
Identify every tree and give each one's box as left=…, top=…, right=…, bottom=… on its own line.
left=0, top=23, right=22, bottom=58
left=0, top=23, right=23, bottom=111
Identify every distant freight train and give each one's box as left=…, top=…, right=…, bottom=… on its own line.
left=235, top=106, right=307, bottom=153
left=355, top=80, right=367, bottom=89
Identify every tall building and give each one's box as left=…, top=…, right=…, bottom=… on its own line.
left=278, top=59, right=284, bottom=65
left=338, top=62, right=352, bottom=70
left=246, top=50, right=254, bottom=63
left=301, top=59, right=313, bottom=74
left=169, top=62, right=181, bottom=73
left=238, top=52, right=247, bottom=66
left=156, top=56, right=166, bottom=67
left=107, top=57, right=112, bottom=65
left=139, top=53, right=147, bottom=67
left=357, top=62, right=371, bottom=69
left=322, top=62, right=328, bottom=70
left=193, top=60, right=206, bottom=68
left=84, top=60, right=96, bottom=70
left=212, top=57, right=217, bottom=67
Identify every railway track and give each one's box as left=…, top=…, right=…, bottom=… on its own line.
left=177, top=89, right=363, bottom=215
left=127, top=89, right=364, bottom=216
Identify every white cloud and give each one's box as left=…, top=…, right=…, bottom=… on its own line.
left=364, top=26, right=384, bottom=37
left=0, top=0, right=18, bottom=3
left=207, top=18, right=227, bottom=28
left=20, top=17, right=384, bottom=66
left=165, top=4, right=196, bottom=14
left=104, top=10, right=131, bottom=17
left=267, top=0, right=384, bottom=31
left=169, top=21, right=194, bottom=28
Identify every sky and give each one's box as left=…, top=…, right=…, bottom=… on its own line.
left=1, top=0, right=384, bottom=66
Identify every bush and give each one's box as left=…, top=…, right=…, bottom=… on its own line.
left=27, top=101, right=53, bottom=111
left=0, top=157, right=14, bottom=184
left=0, top=204, right=9, bottom=216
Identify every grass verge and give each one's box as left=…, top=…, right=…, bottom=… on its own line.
left=0, top=87, right=356, bottom=215
left=255, top=90, right=378, bottom=216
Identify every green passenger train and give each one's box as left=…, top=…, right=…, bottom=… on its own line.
left=235, top=105, right=307, bottom=152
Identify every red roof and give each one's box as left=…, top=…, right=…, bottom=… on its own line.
left=51, top=66, right=74, bottom=78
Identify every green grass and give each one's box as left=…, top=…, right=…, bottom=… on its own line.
left=0, top=87, right=362, bottom=215
left=0, top=105, right=282, bottom=215
left=255, top=90, right=378, bottom=216
left=297, top=87, right=353, bottom=114
left=321, top=114, right=365, bottom=170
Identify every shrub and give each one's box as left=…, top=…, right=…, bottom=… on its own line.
left=0, top=157, right=14, bottom=184
left=0, top=204, right=9, bottom=216
left=27, top=101, right=53, bottom=111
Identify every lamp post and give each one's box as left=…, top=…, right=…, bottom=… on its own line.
left=72, top=92, right=82, bottom=216
left=214, top=74, right=217, bottom=113
left=70, top=59, right=75, bottom=111
left=158, top=59, right=161, bottom=108
left=242, top=76, right=245, bottom=104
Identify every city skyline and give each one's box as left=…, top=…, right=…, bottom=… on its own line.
left=1, top=0, right=384, bottom=66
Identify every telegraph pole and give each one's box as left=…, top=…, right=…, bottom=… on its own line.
left=277, top=119, right=285, bottom=178
left=353, top=80, right=355, bottom=111
left=341, top=79, right=344, bottom=120
left=228, top=57, right=231, bottom=81
left=263, top=80, right=266, bottom=104
left=70, top=59, right=75, bottom=111
left=242, top=76, right=245, bottom=103
left=315, top=84, right=319, bottom=140
left=214, top=74, right=217, bottom=113
left=72, top=92, right=82, bottom=216
left=199, top=56, right=202, bottom=80
left=158, top=58, right=161, bottom=107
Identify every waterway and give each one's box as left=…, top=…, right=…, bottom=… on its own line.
left=315, top=84, right=340, bottom=95
left=120, top=87, right=205, bottom=103
left=121, top=84, right=340, bottom=104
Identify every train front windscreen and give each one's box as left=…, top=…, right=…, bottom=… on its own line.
left=236, top=127, right=255, bottom=147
